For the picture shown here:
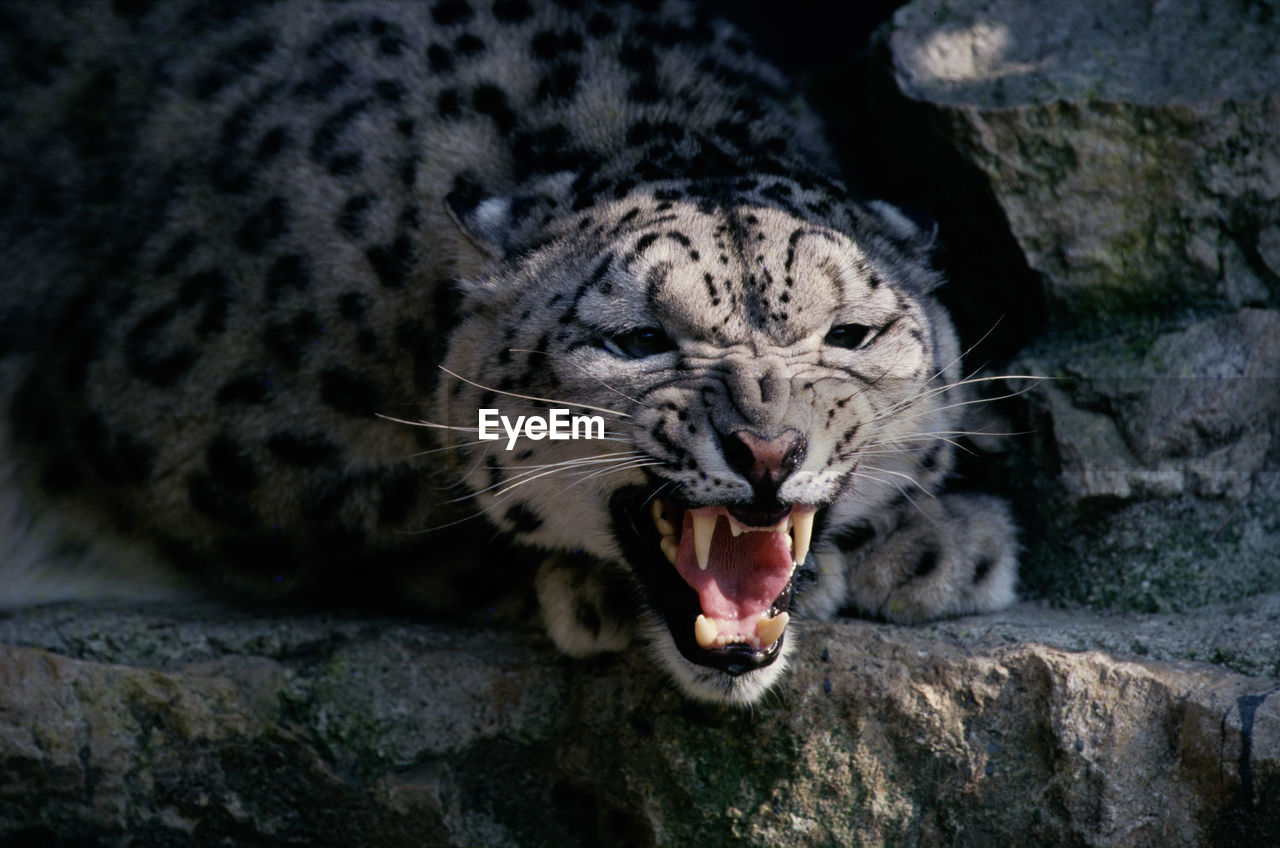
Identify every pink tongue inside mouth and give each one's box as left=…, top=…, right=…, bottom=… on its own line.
left=673, top=506, right=794, bottom=643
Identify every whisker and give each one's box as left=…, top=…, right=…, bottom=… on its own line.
left=564, top=458, right=663, bottom=487
left=447, top=451, right=647, bottom=502
left=395, top=508, right=488, bottom=535
left=403, top=438, right=491, bottom=459
left=508, top=347, right=653, bottom=412
left=845, top=469, right=922, bottom=516
left=856, top=463, right=934, bottom=497
left=869, top=374, right=1044, bottom=428
left=640, top=480, right=678, bottom=512
left=492, top=461, right=633, bottom=499
left=503, top=451, right=649, bottom=472
left=438, top=366, right=632, bottom=418
left=376, top=413, right=484, bottom=434
left=481, top=448, right=650, bottom=497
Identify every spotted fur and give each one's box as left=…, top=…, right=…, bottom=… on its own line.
left=0, top=0, right=1016, bottom=704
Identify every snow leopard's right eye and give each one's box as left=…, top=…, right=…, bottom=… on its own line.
left=600, top=327, right=675, bottom=359
left=823, top=322, right=875, bottom=350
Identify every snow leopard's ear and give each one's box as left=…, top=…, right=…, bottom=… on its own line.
left=444, top=171, right=578, bottom=263
left=858, top=199, right=941, bottom=260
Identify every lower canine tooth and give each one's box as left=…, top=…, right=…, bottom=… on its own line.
left=694, top=614, right=718, bottom=649
left=650, top=499, right=675, bottom=536
left=754, top=611, right=789, bottom=647
left=660, top=536, right=678, bottom=565
left=691, top=512, right=717, bottom=571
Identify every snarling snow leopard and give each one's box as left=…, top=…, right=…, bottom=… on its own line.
left=0, top=0, right=1017, bottom=704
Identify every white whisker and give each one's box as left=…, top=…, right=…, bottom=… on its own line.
left=403, top=438, right=490, bottom=458
left=376, top=412, right=484, bottom=434
left=875, top=373, right=1044, bottom=424
left=854, top=463, right=934, bottom=498
left=438, top=366, right=632, bottom=418
left=564, top=458, right=662, bottom=487
left=507, top=347, right=653, bottom=412
left=445, top=451, right=647, bottom=502
left=395, top=509, right=488, bottom=535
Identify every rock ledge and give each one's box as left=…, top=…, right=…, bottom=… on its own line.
left=2, top=600, right=1276, bottom=846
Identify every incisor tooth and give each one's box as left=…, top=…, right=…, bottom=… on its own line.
left=791, top=508, right=814, bottom=567
left=754, top=611, right=789, bottom=647
left=694, top=614, right=718, bottom=649
left=660, top=536, right=679, bottom=565
left=692, top=512, right=717, bottom=571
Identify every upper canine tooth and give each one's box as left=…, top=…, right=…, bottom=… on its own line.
left=650, top=499, right=675, bottom=536
left=694, top=614, right=718, bottom=649
left=692, top=512, right=717, bottom=571
left=754, top=611, right=789, bottom=647
left=791, top=507, right=814, bottom=568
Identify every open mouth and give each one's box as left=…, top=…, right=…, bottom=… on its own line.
left=620, top=493, right=817, bottom=675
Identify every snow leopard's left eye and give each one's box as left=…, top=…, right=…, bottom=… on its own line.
left=601, top=327, right=675, bottom=359
left=823, top=322, right=875, bottom=350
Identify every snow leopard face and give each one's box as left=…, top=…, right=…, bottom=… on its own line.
left=441, top=180, right=971, bottom=703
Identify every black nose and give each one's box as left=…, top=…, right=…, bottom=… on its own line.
left=720, top=428, right=806, bottom=498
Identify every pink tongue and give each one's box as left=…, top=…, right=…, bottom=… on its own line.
left=673, top=507, right=793, bottom=640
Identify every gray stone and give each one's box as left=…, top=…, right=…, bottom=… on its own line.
left=886, top=0, right=1280, bottom=319
left=1022, top=308, right=1280, bottom=503
left=1112, top=309, right=1280, bottom=469
left=1011, top=310, right=1280, bottom=609
left=0, top=602, right=1277, bottom=846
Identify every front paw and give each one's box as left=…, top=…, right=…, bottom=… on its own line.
left=535, top=553, right=634, bottom=657
left=846, top=494, right=1018, bottom=623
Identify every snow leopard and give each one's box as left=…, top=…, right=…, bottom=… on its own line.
left=0, top=0, right=1017, bottom=704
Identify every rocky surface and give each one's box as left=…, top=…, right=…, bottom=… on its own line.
left=1, top=601, right=1277, bottom=847
left=886, top=0, right=1280, bottom=319
left=865, top=0, right=1280, bottom=612
left=1012, top=306, right=1280, bottom=610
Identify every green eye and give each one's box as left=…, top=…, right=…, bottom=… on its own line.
left=601, top=327, right=675, bottom=359
left=824, top=323, right=875, bottom=350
